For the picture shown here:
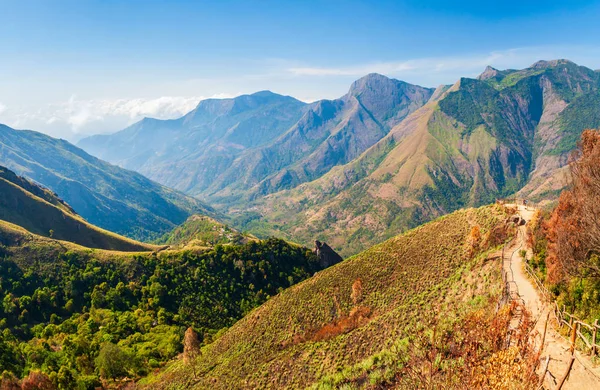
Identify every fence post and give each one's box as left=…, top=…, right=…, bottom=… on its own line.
left=540, top=311, right=550, bottom=353
left=569, top=314, right=574, bottom=330
left=556, top=322, right=578, bottom=390
left=593, top=319, right=598, bottom=356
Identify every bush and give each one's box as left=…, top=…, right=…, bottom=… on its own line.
left=95, top=343, right=135, bottom=379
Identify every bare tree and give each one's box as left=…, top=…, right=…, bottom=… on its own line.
left=183, top=327, right=201, bottom=378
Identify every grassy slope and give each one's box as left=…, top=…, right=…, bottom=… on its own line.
left=0, top=219, right=153, bottom=267
left=145, top=204, right=509, bottom=389
left=240, top=62, right=599, bottom=257
left=0, top=167, right=156, bottom=252
left=155, top=215, right=256, bottom=248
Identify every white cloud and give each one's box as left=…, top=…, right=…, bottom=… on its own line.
left=285, top=46, right=600, bottom=82
left=60, top=95, right=207, bottom=131
left=0, top=94, right=238, bottom=140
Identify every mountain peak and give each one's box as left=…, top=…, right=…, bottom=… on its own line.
left=349, top=73, right=397, bottom=95
left=530, top=59, right=575, bottom=69
left=477, top=65, right=500, bottom=80
left=249, top=90, right=278, bottom=98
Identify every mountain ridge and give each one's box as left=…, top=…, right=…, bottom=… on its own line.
left=72, top=60, right=600, bottom=256
left=236, top=60, right=600, bottom=256
left=78, top=75, right=434, bottom=203
left=0, top=124, right=214, bottom=240
left=0, top=165, right=157, bottom=251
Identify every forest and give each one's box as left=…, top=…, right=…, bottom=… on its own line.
left=0, top=238, right=320, bottom=387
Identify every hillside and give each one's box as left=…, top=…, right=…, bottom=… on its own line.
left=0, top=216, right=323, bottom=386
left=0, top=165, right=156, bottom=251
left=242, top=60, right=600, bottom=256
left=0, top=124, right=214, bottom=241
left=78, top=79, right=434, bottom=203
left=144, top=205, right=535, bottom=389
left=156, top=214, right=256, bottom=248
left=75, top=60, right=600, bottom=256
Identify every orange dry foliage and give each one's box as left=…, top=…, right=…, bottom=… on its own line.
left=467, top=225, right=482, bottom=258
left=20, top=371, right=53, bottom=390
left=398, top=301, right=539, bottom=389
left=546, top=129, right=600, bottom=282
left=350, top=278, right=363, bottom=305
left=311, top=306, right=372, bottom=342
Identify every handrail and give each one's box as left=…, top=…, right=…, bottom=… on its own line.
left=554, top=304, right=600, bottom=356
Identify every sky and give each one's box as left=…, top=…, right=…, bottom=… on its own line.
left=1, top=0, right=600, bottom=141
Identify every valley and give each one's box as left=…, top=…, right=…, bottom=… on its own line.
left=2, top=53, right=600, bottom=388
left=76, top=60, right=600, bottom=257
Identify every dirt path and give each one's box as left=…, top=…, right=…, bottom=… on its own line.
left=503, top=205, right=600, bottom=389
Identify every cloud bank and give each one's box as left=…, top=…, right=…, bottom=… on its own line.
left=0, top=94, right=235, bottom=141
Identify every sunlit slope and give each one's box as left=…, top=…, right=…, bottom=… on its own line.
left=145, top=204, right=509, bottom=389
left=249, top=60, right=600, bottom=256
left=0, top=166, right=156, bottom=251
left=156, top=214, right=257, bottom=248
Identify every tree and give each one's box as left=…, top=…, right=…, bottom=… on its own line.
left=547, top=129, right=600, bottom=282
left=95, top=343, right=133, bottom=379
left=57, top=366, right=75, bottom=390
left=183, top=327, right=200, bottom=378
left=21, top=370, right=53, bottom=390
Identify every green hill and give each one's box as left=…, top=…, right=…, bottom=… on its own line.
left=0, top=124, right=214, bottom=241
left=143, top=204, right=530, bottom=389
left=0, top=219, right=322, bottom=386
left=156, top=214, right=256, bottom=248
left=0, top=165, right=156, bottom=251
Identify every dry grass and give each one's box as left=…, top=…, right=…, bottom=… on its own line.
left=141, top=204, right=519, bottom=389
left=0, top=177, right=157, bottom=252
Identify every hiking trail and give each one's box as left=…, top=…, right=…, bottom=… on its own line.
left=503, top=205, right=600, bottom=389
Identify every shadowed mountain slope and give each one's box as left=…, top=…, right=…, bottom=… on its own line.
left=0, top=124, right=214, bottom=241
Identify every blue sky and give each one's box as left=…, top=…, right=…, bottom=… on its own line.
left=1, top=0, right=600, bottom=140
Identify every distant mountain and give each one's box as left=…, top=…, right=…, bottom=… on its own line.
left=0, top=124, right=214, bottom=240
left=76, top=60, right=600, bottom=256
left=78, top=91, right=309, bottom=197
left=78, top=80, right=434, bottom=204
left=245, top=60, right=600, bottom=255
left=0, top=165, right=155, bottom=251
left=207, top=74, right=435, bottom=203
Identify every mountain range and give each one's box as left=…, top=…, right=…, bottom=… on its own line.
left=78, top=77, right=434, bottom=204
left=0, top=124, right=214, bottom=241
left=0, top=59, right=597, bottom=388
left=76, top=59, right=600, bottom=255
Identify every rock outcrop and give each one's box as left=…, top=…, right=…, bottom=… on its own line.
left=314, top=240, right=343, bottom=268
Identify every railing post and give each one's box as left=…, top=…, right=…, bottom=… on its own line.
left=569, top=314, right=574, bottom=330
left=556, top=322, right=578, bottom=390
left=593, top=319, right=598, bottom=356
